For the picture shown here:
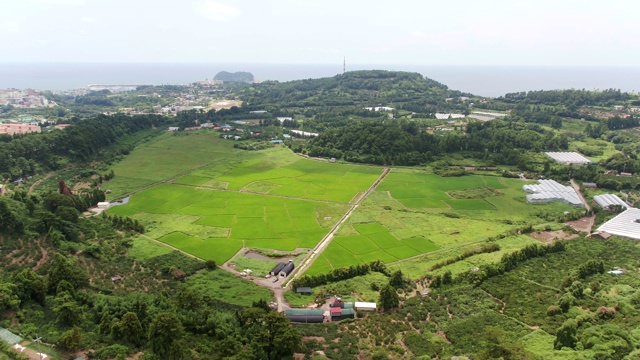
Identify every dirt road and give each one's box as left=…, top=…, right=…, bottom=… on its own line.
left=570, top=178, right=591, bottom=211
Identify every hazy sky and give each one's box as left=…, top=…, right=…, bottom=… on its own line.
left=1, top=0, right=638, bottom=65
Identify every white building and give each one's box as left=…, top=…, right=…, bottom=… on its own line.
left=593, top=194, right=629, bottom=210
left=596, top=208, right=640, bottom=240
left=523, top=180, right=584, bottom=207
left=354, top=302, right=377, bottom=311
left=545, top=152, right=592, bottom=166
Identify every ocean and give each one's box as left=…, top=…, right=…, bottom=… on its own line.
left=1, top=63, right=639, bottom=98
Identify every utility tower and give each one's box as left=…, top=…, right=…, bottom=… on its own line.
left=343, top=57, right=346, bottom=74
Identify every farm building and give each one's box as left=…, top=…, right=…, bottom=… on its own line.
left=339, top=308, right=355, bottom=319
left=330, top=307, right=342, bottom=320
left=583, top=182, right=598, bottom=189
left=296, top=287, right=312, bottom=295
left=269, top=262, right=286, bottom=276
left=279, top=260, right=295, bottom=278
left=97, top=202, right=110, bottom=209
left=593, top=194, right=629, bottom=210
left=285, top=309, right=324, bottom=323
left=523, top=180, right=584, bottom=207
left=270, top=139, right=283, bottom=144
left=545, top=152, right=591, bottom=165
left=355, top=302, right=377, bottom=311
left=596, top=208, right=640, bottom=240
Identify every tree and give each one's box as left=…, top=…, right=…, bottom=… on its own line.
left=389, top=270, right=405, bottom=289
left=53, top=291, right=82, bottom=326
left=249, top=311, right=301, bottom=360
left=0, top=282, right=20, bottom=312
left=119, top=312, right=143, bottom=345
left=47, top=254, right=89, bottom=292
left=554, top=319, right=578, bottom=349
left=13, top=269, right=46, bottom=305
left=59, top=326, right=82, bottom=351
left=379, top=284, right=399, bottom=311
left=477, top=326, right=527, bottom=360
left=148, top=311, right=185, bottom=359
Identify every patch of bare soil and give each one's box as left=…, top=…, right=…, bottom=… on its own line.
left=303, top=336, right=325, bottom=342
left=32, top=238, right=49, bottom=271
left=565, top=215, right=596, bottom=233
left=530, top=230, right=579, bottom=244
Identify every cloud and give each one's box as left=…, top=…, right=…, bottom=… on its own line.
left=201, top=1, right=241, bottom=21
left=0, top=21, right=21, bottom=33
left=30, top=0, right=85, bottom=5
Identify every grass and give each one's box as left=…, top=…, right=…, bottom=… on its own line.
left=186, top=269, right=273, bottom=307
left=308, top=169, right=577, bottom=275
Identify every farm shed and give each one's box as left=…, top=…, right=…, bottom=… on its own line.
left=330, top=307, right=342, bottom=319
left=97, top=202, right=110, bottom=209
left=296, top=287, right=312, bottom=295
left=523, top=179, right=584, bottom=207
left=545, top=152, right=591, bottom=165
left=583, top=182, right=598, bottom=189
left=355, top=302, right=377, bottom=311
left=270, top=262, right=286, bottom=276
left=340, top=308, right=355, bottom=319
left=285, top=309, right=324, bottom=323
left=593, top=194, right=629, bottom=210
left=596, top=208, right=640, bottom=240
left=270, top=139, right=283, bottom=144
left=279, top=260, right=295, bottom=277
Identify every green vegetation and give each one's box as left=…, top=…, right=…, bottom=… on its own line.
left=3, top=70, right=640, bottom=359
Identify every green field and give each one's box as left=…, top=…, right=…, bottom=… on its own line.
left=308, top=169, right=576, bottom=275
left=105, top=132, right=380, bottom=263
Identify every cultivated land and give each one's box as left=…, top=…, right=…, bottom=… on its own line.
left=105, top=131, right=579, bottom=279
left=104, top=132, right=381, bottom=264
left=307, top=169, right=577, bottom=277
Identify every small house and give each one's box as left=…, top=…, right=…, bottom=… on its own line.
left=296, top=287, right=312, bottom=295
left=620, top=172, right=633, bottom=177
left=270, top=262, right=286, bottom=276
left=583, top=182, right=598, bottom=189
left=279, top=260, right=295, bottom=278
left=167, top=127, right=180, bottom=131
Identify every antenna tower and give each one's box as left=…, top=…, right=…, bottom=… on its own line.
left=343, top=57, right=346, bottom=74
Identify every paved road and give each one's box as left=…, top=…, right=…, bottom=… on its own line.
left=283, top=167, right=391, bottom=289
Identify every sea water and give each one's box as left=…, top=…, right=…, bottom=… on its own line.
left=1, top=62, right=639, bottom=97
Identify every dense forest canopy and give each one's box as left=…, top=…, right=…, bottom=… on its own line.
left=239, top=70, right=466, bottom=108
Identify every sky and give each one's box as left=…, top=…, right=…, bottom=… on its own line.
left=1, top=0, right=639, bottom=66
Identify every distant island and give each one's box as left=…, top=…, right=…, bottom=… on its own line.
left=213, top=71, right=254, bottom=83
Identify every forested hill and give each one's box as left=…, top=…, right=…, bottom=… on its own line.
left=240, top=70, right=468, bottom=108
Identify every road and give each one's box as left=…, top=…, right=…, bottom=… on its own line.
left=570, top=178, right=591, bottom=211
left=283, top=167, right=391, bottom=289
